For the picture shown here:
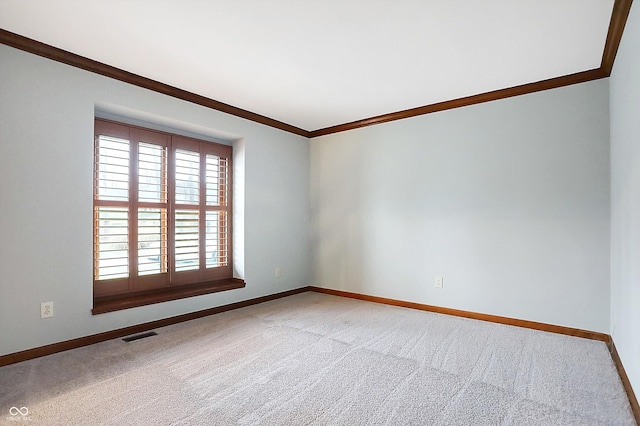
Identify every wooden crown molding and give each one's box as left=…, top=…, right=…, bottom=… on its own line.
left=0, top=0, right=634, bottom=137
left=0, top=28, right=310, bottom=138
left=602, top=0, right=634, bottom=76
left=310, top=0, right=633, bottom=137
left=308, top=69, right=606, bottom=138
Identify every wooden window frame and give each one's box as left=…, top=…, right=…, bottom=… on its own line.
left=93, top=119, right=244, bottom=314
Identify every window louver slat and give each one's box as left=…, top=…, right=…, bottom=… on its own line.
left=206, top=155, right=228, bottom=206
left=94, top=207, right=129, bottom=280
left=206, top=211, right=228, bottom=267
left=96, top=136, right=130, bottom=202
left=138, top=208, right=167, bottom=276
left=175, top=210, right=199, bottom=271
left=175, top=149, right=200, bottom=204
left=138, top=143, right=166, bottom=203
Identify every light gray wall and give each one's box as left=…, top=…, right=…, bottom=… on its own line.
left=0, top=38, right=618, bottom=358
left=310, top=79, right=610, bottom=333
left=610, top=1, right=640, bottom=397
left=0, top=45, right=311, bottom=356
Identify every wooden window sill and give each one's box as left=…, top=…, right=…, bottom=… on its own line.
left=92, top=278, right=245, bottom=315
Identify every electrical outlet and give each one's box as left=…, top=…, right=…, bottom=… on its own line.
left=41, top=302, right=54, bottom=318
left=275, top=267, right=281, bottom=278
left=435, top=277, right=443, bottom=288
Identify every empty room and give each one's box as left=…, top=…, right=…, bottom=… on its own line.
left=0, top=0, right=638, bottom=424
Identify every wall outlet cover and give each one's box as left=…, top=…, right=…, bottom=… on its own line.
left=41, top=301, right=54, bottom=318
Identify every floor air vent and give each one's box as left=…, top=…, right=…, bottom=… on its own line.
left=122, top=331, right=157, bottom=342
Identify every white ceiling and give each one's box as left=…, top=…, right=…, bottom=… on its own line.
left=0, top=0, right=615, bottom=132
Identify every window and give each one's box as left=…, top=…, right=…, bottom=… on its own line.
left=93, top=119, right=242, bottom=314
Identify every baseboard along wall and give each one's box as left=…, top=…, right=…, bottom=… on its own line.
left=1, top=285, right=637, bottom=423
left=308, top=287, right=610, bottom=341
left=0, top=287, right=308, bottom=367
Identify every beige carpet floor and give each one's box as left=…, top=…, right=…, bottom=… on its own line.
left=0, top=292, right=635, bottom=425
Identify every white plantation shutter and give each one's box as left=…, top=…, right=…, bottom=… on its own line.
left=94, top=119, right=233, bottom=299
